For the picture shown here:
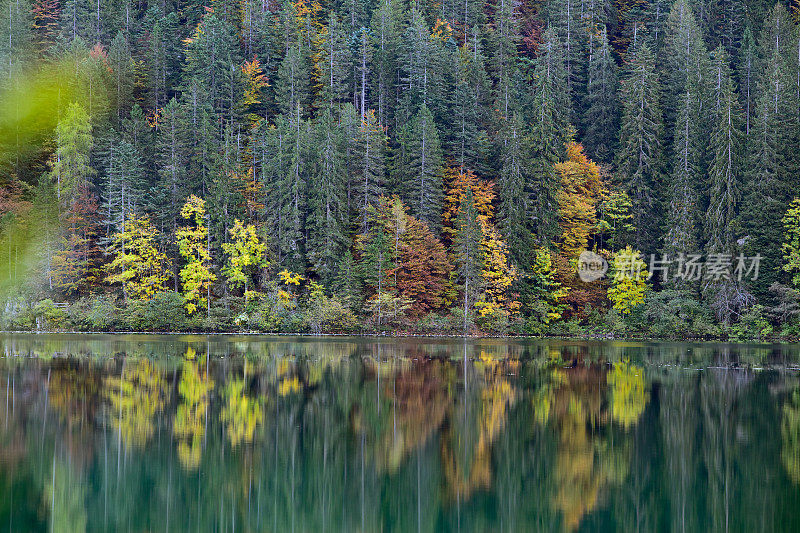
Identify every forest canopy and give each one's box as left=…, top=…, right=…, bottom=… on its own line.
left=1, top=0, right=800, bottom=337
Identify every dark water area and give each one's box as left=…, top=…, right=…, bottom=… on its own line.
left=0, top=333, right=798, bottom=532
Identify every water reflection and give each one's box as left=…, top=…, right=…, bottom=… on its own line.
left=0, top=334, right=798, bottom=532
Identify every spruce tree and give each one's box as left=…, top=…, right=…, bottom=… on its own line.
left=583, top=26, right=619, bottom=164
left=395, top=104, right=444, bottom=231
left=705, top=46, right=743, bottom=254
left=307, top=110, right=348, bottom=285
left=616, top=40, right=663, bottom=254
left=453, top=186, right=484, bottom=332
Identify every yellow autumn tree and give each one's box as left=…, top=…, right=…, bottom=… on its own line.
left=177, top=195, right=216, bottom=315
left=607, top=360, right=649, bottom=429
left=556, top=141, right=604, bottom=258
left=106, top=214, right=171, bottom=301
left=476, top=220, right=520, bottom=319
left=222, top=218, right=268, bottom=300
left=607, top=246, right=649, bottom=314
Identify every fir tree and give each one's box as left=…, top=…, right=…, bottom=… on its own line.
left=394, top=104, right=444, bottom=231
left=583, top=26, right=619, bottom=163
left=616, top=41, right=663, bottom=253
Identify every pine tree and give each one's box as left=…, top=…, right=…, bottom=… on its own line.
left=154, top=97, right=189, bottom=247
left=108, top=31, right=134, bottom=123
left=369, top=0, right=402, bottom=127
left=616, top=41, right=663, bottom=253
left=663, top=79, right=701, bottom=259
left=183, top=13, right=243, bottom=125
left=742, top=4, right=799, bottom=296
left=306, top=110, right=348, bottom=285
left=332, top=249, right=361, bottom=308
left=488, top=0, right=519, bottom=118
left=497, top=114, right=528, bottom=261
left=583, top=26, right=619, bottom=163
left=313, top=12, right=351, bottom=111
left=705, top=46, right=743, bottom=254
left=738, top=25, right=757, bottom=136
left=450, top=33, right=490, bottom=174
left=275, top=43, right=312, bottom=117
left=357, top=205, right=394, bottom=324
left=104, top=137, right=146, bottom=240
left=453, top=186, right=484, bottom=332
left=542, top=0, right=587, bottom=121
left=50, top=103, right=94, bottom=210
left=353, top=109, right=386, bottom=233
left=394, top=104, right=444, bottom=231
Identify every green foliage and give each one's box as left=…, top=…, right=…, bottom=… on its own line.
left=729, top=304, right=773, bottom=341
left=782, top=199, right=800, bottom=289
left=67, top=295, right=121, bottom=330
left=32, top=298, right=68, bottom=330
left=641, top=290, right=721, bottom=338
left=125, top=291, right=189, bottom=331
left=302, top=282, right=358, bottom=333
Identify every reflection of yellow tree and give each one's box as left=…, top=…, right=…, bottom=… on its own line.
left=782, top=390, right=800, bottom=484
left=607, top=360, right=649, bottom=429
left=442, top=359, right=517, bottom=500
left=104, top=360, right=167, bottom=448
left=221, top=379, right=264, bottom=447
left=174, top=361, right=213, bottom=469
left=536, top=364, right=638, bottom=531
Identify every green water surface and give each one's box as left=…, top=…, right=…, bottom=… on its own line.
left=0, top=333, right=798, bottom=532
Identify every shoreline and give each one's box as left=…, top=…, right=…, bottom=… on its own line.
left=0, top=329, right=794, bottom=345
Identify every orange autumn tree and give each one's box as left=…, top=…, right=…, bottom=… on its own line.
left=443, top=164, right=520, bottom=321
left=554, top=141, right=608, bottom=316
left=361, top=197, right=452, bottom=315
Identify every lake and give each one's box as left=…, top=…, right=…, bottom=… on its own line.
left=0, top=333, right=798, bottom=532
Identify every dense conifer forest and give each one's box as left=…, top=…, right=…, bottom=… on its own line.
left=1, top=0, right=800, bottom=337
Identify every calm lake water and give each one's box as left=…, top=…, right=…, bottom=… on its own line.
left=0, top=334, right=798, bottom=532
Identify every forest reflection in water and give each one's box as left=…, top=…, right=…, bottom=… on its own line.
left=0, top=334, right=799, bottom=532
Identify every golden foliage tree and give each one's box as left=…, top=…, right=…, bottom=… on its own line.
left=177, top=195, right=216, bottom=315
left=222, top=218, right=268, bottom=298
left=106, top=214, right=171, bottom=300
left=556, top=141, right=604, bottom=258
left=607, top=246, right=649, bottom=313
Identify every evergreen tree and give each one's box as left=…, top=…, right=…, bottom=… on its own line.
left=314, top=13, right=351, bottom=111
left=705, top=46, right=743, bottom=254
left=275, top=43, right=312, bottom=117
left=453, top=186, right=484, bottom=332
left=50, top=103, right=94, bottom=209
left=394, top=104, right=444, bottom=230
left=616, top=41, right=663, bottom=253
left=742, top=4, right=799, bottom=296
left=306, top=110, right=348, bottom=285
left=369, top=0, right=402, bottom=127
left=352, top=109, right=386, bottom=233
left=583, top=26, right=619, bottom=163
